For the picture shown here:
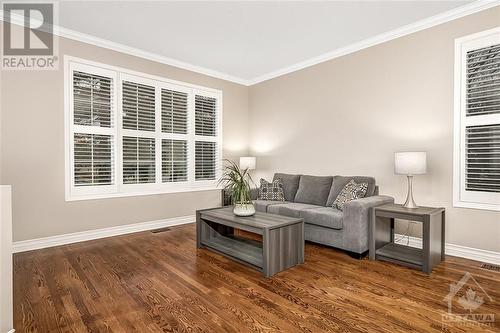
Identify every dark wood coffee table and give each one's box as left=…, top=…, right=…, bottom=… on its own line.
left=196, top=207, right=304, bottom=277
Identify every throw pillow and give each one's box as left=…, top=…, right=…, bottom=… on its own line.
left=258, top=178, right=285, bottom=201
left=332, top=180, right=368, bottom=211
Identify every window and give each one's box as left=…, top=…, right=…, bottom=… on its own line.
left=65, top=57, right=222, bottom=200
left=454, top=28, right=500, bottom=211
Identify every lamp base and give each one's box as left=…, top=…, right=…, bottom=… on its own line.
left=403, top=175, right=418, bottom=209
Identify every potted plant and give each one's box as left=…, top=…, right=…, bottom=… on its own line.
left=219, top=159, right=256, bottom=216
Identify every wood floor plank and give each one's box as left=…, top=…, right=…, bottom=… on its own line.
left=13, top=224, right=500, bottom=333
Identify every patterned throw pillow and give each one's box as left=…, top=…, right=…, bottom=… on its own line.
left=332, top=180, right=368, bottom=211
left=258, top=178, right=285, bottom=201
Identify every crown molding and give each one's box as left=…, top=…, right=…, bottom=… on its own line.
left=248, top=0, right=500, bottom=85
left=1, top=1, right=498, bottom=86
left=0, top=9, right=251, bottom=86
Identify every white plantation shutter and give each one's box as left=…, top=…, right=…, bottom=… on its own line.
left=465, top=124, right=500, bottom=193
left=122, top=136, right=156, bottom=184
left=122, top=81, right=155, bottom=131
left=73, top=71, right=112, bottom=127
left=66, top=59, right=222, bottom=200
left=194, top=94, right=220, bottom=181
left=74, top=134, right=113, bottom=186
left=70, top=65, right=116, bottom=192
left=455, top=28, right=500, bottom=210
left=161, top=87, right=189, bottom=183
left=162, top=139, right=188, bottom=182
left=195, top=95, right=217, bottom=136
left=466, top=45, right=500, bottom=116
left=195, top=141, right=216, bottom=180
left=162, top=89, right=188, bottom=134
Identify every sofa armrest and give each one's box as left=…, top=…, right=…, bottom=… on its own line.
left=342, top=195, right=394, bottom=254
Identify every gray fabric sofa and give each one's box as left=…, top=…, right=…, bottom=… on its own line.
left=253, top=173, right=394, bottom=256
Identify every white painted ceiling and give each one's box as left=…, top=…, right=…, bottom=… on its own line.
left=59, top=1, right=473, bottom=82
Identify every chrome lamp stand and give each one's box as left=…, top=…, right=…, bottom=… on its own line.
left=403, top=175, right=418, bottom=209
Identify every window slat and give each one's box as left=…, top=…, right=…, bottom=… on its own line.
left=122, top=136, right=155, bottom=184
left=122, top=81, right=155, bottom=131
left=195, top=141, right=216, bottom=180
left=162, top=139, right=188, bottom=182
left=73, top=71, right=112, bottom=127
left=466, top=44, right=500, bottom=117
left=162, top=89, right=188, bottom=134
left=195, top=95, right=217, bottom=136
left=465, top=124, right=500, bottom=193
left=74, top=133, right=113, bottom=186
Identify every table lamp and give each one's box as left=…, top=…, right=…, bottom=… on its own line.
left=394, top=152, right=427, bottom=209
left=239, top=157, right=256, bottom=171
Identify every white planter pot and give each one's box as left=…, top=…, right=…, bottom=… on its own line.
left=233, top=203, right=256, bottom=217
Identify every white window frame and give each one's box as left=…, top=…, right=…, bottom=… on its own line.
left=64, top=56, right=223, bottom=201
left=453, top=27, right=500, bottom=211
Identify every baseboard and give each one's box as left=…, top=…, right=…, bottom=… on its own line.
left=395, top=234, right=500, bottom=265
left=12, top=215, right=195, bottom=253
left=12, top=223, right=499, bottom=265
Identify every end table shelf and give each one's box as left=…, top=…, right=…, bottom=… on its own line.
left=370, top=203, right=445, bottom=274
left=375, top=243, right=423, bottom=268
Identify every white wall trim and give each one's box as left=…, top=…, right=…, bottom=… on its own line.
left=248, top=1, right=500, bottom=85
left=12, top=215, right=195, bottom=253
left=395, top=234, right=500, bottom=265
left=1, top=1, right=498, bottom=86
left=0, top=10, right=248, bottom=86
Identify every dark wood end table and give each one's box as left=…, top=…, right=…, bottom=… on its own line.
left=370, top=203, right=445, bottom=274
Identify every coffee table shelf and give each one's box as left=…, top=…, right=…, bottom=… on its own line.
left=203, top=234, right=263, bottom=268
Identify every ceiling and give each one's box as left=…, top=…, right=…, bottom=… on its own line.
left=58, top=1, right=477, bottom=84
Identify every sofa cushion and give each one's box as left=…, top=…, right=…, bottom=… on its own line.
left=267, top=202, right=320, bottom=218
left=273, top=173, right=301, bottom=202
left=258, top=178, right=285, bottom=201
left=253, top=200, right=289, bottom=213
left=301, top=207, right=343, bottom=230
left=332, top=180, right=368, bottom=211
left=294, top=175, right=333, bottom=206
left=327, top=176, right=376, bottom=207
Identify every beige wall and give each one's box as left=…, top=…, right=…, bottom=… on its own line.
left=2, top=8, right=499, bottom=252
left=1, top=35, right=249, bottom=241
left=248, top=8, right=500, bottom=252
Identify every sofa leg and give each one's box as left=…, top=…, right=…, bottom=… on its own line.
left=347, top=250, right=368, bottom=259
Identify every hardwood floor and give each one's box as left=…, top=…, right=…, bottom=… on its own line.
left=14, top=224, right=499, bottom=333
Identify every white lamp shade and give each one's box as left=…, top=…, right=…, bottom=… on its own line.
left=240, top=156, right=256, bottom=170
left=394, top=152, right=427, bottom=175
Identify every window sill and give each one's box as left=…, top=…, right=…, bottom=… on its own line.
left=65, top=186, right=222, bottom=202
left=453, top=200, right=500, bottom=212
